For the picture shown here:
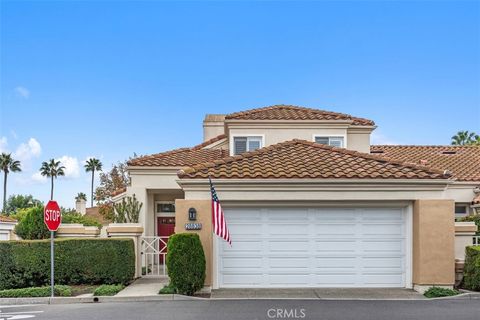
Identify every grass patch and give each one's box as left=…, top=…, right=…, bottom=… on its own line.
left=93, top=284, right=125, bottom=296
left=0, top=285, right=72, bottom=298
left=159, top=283, right=177, bottom=294
left=424, top=287, right=460, bottom=298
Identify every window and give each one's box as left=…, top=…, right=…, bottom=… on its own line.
left=314, top=136, right=345, bottom=148
left=233, top=136, right=263, bottom=155
left=156, top=203, right=175, bottom=213
left=455, top=204, right=469, bottom=217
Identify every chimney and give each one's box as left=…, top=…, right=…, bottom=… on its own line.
left=75, top=199, right=86, bottom=215
left=203, top=114, right=225, bottom=141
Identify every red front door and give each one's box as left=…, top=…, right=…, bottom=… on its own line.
left=157, top=217, right=175, bottom=263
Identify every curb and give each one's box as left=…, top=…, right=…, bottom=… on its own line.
left=0, top=295, right=175, bottom=306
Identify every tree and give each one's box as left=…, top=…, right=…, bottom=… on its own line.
left=451, top=131, right=479, bottom=146
left=0, top=153, right=21, bottom=215
left=84, top=158, right=102, bottom=207
left=4, top=194, right=42, bottom=215
left=95, top=161, right=129, bottom=203
left=14, top=206, right=50, bottom=240
left=40, top=159, right=65, bottom=200
left=75, top=192, right=87, bottom=202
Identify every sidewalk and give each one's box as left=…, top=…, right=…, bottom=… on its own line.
left=115, top=277, right=169, bottom=297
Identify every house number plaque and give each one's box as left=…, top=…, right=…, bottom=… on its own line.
left=185, top=223, right=202, bottom=230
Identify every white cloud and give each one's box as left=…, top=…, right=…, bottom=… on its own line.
left=0, top=137, right=8, bottom=153
left=14, top=86, right=30, bottom=99
left=56, top=156, right=80, bottom=179
left=14, top=138, right=42, bottom=162
left=371, top=131, right=399, bottom=145
left=31, top=172, right=48, bottom=184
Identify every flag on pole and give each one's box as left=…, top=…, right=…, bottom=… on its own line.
left=209, top=177, right=231, bottom=245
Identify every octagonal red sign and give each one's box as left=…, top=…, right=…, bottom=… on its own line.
left=44, top=200, right=61, bottom=231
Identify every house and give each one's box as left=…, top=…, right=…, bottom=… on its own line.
left=0, top=215, right=18, bottom=241
left=122, top=104, right=480, bottom=291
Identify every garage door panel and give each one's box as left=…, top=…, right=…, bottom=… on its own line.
left=218, top=207, right=407, bottom=288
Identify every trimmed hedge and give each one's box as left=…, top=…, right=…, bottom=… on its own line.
left=423, top=287, right=460, bottom=298
left=0, top=238, right=135, bottom=290
left=463, top=246, right=480, bottom=291
left=0, top=285, right=72, bottom=298
left=93, top=284, right=125, bottom=296
left=166, top=233, right=206, bottom=296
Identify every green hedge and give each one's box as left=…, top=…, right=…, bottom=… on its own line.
left=93, top=284, right=125, bottom=296
left=166, top=233, right=206, bottom=296
left=0, top=238, right=135, bottom=290
left=423, top=286, right=460, bottom=298
left=0, top=285, right=72, bottom=298
left=463, top=246, right=480, bottom=291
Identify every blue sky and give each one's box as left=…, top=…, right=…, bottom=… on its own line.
left=1, top=1, right=479, bottom=208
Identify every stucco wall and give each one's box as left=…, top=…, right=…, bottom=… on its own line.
left=175, top=199, right=213, bottom=286
left=413, top=199, right=455, bottom=286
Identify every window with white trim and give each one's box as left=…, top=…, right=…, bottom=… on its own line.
left=454, top=203, right=469, bottom=218
left=314, top=136, right=345, bottom=148
left=233, top=136, right=263, bottom=155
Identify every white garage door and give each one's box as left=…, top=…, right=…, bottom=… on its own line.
left=218, top=207, right=407, bottom=288
left=0, top=232, right=9, bottom=241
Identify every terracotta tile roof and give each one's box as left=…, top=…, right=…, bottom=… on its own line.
left=111, top=187, right=126, bottom=197
left=225, top=105, right=375, bottom=126
left=0, top=215, right=17, bottom=223
left=127, top=135, right=229, bottom=167
left=370, top=145, right=480, bottom=182
left=85, top=207, right=111, bottom=226
left=178, top=139, right=447, bottom=180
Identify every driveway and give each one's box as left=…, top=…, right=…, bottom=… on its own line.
left=1, top=299, right=479, bottom=320
left=211, top=288, right=425, bottom=300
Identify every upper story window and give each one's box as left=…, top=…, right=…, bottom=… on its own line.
left=314, top=136, right=345, bottom=148
left=455, top=203, right=469, bottom=218
left=233, top=136, right=263, bottom=155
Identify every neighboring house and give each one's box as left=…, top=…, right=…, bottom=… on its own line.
left=121, top=104, right=480, bottom=291
left=0, top=215, right=18, bottom=241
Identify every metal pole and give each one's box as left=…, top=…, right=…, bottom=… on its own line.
left=50, top=231, right=54, bottom=297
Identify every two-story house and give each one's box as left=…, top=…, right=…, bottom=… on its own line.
left=122, top=105, right=480, bottom=292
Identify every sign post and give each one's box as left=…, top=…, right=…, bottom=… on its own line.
left=44, top=201, right=61, bottom=298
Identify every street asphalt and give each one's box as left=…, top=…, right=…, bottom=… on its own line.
left=1, top=299, right=479, bottom=320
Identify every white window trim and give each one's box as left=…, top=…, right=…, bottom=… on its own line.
left=229, top=134, right=265, bottom=156
left=454, top=203, right=470, bottom=217
left=154, top=201, right=175, bottom=237
left=312, top=134, right=347, bottom=148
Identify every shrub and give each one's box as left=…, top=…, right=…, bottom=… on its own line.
left=463, top=246, right=480, bottom=291
left=14, top=206, right=50, bottom=240
left=166, top=233, right=206, bottom=296
left=0, top=285, right=72, bottom=298
left=423, top=286, right=460, bottom=298
left=93, top=284, right=124, bottom=296
left=61, top=210, right=102, bottom=228
left=0, top=238, right=135, bottom=290
left=158, top=282, right=177, bottom=294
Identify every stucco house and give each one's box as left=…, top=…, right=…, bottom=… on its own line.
left=120, top=105, right=479, bottom=292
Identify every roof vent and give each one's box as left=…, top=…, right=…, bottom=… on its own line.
left=441, top=151, right=457, bottom=155
left=371, top=150, right=384, bottom=154
left=419, top=159, right=428, bottom=165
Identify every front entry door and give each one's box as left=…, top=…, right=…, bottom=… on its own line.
left=157, top=217, right=175, bottom=263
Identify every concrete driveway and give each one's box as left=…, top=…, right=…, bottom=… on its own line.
left=211, top=288, right=426, bottom=300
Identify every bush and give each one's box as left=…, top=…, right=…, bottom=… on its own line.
left=158, top=282, right=177, bottom=294
left=0, top=238, right=135, bottom=290
left=14, top=206, right=50, bottom=240
left=166, top=233, right=205, bottom=296
left=61, top=210, right=102, bottom=228
left=0, top=285, right=72, bottom=298
left=423, top=286, right=460, bottom=298
left=463, top=246, right=480, bottom=291
left=93, top=284, right=124, bottom=296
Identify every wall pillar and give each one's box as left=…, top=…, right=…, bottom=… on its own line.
left=174, top=199, right=213, bottom=287
left=56, top=224, right=100, bottom=238
left=454, top=221, right=478, bottom=286
left=106, top=223, right=144, bottom=278
left=413, top=199, right=455, bottom=292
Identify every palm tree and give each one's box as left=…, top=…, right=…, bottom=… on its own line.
left=40, top=159, right=65, bottom=200
left=75, top=192, right=87, bottom=202
left=0, top=153, right=21, bottom=214
left=451, top=131, right=479, bottom=145
left=84, top=158, right=102, bottom=207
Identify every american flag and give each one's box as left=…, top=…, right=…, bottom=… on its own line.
left=209, top=177, right=231, bottom=245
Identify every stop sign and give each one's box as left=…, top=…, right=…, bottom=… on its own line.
left=44, top=200, right=61, bottom=231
